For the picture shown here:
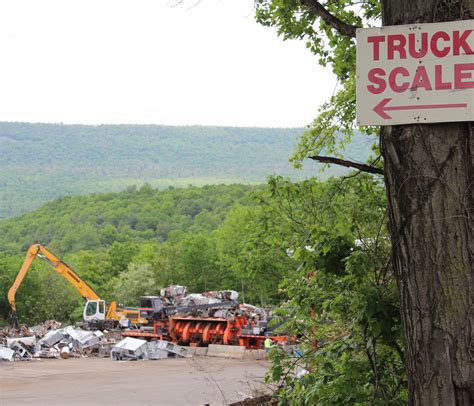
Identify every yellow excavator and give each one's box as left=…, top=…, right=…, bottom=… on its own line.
left=8, top=243, right=144, bottom=329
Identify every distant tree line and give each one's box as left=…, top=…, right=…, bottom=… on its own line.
left=0, top=122, right=374, bottom=218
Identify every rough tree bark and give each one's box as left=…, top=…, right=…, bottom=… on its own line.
left=380, top=1, right=473, bottom=404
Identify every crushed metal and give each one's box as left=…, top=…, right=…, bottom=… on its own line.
left=0, top=320, right=187, bottom=362
left=0, top=346, right=15, bottom=361
left=111, top=337, right=191, bottom=361
left=0, top=320, right=116, bottom=362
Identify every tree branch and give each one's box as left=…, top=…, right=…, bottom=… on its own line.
left=301, top=0, right=359, bottom=38
left=309, top=155, right=384, bottom=175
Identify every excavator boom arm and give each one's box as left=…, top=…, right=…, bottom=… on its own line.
left=8, top=243, right=101, bottom=315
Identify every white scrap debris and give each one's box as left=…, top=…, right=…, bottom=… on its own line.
left=9, top=342, right=32, bottom=359
left=145, top=343, right=169, bottom=360
left=0, top=320, right=115, bottom=361
left=77, top=330, right=103, bottom=349
left=111, top=337, right=191, bottom=361
left=150, top=340, right=191, bottom=358
left=1, top=326, right=108, bottom=360
left=0, top=347, right=15, bottom=361
left=38, top=329, right=66, bottom=347
left=6, top=336, right=36, bottom=348
left=111, top=337, right=148, bottom=360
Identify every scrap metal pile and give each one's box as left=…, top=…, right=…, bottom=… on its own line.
left=152, top=285, right=266, bottom=322
left=111, top=337, right=190, bottom=361
left=0, top=320, right=190, bottom=362
left=0, top=320, right=111, bottom=361
left=0, top=285, right=286, bottom=362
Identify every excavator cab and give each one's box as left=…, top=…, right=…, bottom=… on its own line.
left=83, top=299, right=107, bottom=322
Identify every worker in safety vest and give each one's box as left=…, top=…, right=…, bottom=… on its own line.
left=264, top=336, right=272, bottom=352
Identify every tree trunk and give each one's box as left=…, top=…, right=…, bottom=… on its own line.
left=381, top=1, right=474, bottom=404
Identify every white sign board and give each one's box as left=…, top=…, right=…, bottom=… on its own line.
left=356, top=20, right=474, bottom=125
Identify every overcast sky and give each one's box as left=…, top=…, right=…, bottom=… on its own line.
left=0, top=0, right=336, bottom=127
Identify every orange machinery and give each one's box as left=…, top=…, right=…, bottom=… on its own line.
left=122, top=315, right=246, bottom=345
left=122, top=314, right=289, bottom=349
left=121, top=293, right=290, bottom=349
left=169, top=315, right=247, bottom=346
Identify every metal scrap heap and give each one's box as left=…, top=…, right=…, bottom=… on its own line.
left=111, top=337, right=191, bottom=361
left=0, top=320, right=115, bottom=361
left=0, top=319, right=192, bottom=363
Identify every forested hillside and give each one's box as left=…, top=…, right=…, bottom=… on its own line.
left=0, top=122, right=374, bottom=218
left=0, top=184, right=257, bottom=254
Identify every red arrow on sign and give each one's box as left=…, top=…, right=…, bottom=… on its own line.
left=373, top=98, right=468, bottom=120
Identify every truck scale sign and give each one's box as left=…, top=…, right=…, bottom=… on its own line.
left=356, top=20, right=474, bottom=125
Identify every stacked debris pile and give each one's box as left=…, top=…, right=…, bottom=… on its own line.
left=164, top=287, right=242, bottom=319
left=166, top=287, right=239, bottom=307
left=160, top=285, right=188, bottom=305
left=111, top=337, right=191, bottom=361
left=176, top=292, right=239, bottom=319
left=31, top=319, right=63, bottom=336
left=0, top=321, right=117, bottom=361
left=0, top=323, right=32, bottom=342
left=152, top=285, right=280, bottom=336
left=140, top=286, right=244, bottom=320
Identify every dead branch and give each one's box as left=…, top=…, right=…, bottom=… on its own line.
left=309, top=155, right=384, bottom=175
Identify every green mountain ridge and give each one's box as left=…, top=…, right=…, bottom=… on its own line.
left=0, top=183, right=257, bottom=254
left=0, top=122, right=375, bottom=218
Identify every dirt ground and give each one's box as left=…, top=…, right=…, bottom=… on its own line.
left=0, top=356, right=270, bottom=406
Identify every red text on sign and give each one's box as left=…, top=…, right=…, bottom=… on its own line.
left=367, top=63, right=474, bottom=94
left=367, top=29, right=473, bottom=60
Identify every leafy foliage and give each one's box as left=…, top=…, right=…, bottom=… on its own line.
left=252, top=2, right=409, bottom=402
left=259, top=175, right=406, bottom=404
left=111, top=263, right=157, bottom=305
left=255, top=1, right=381, bottom=165
left=215, top=204, right=293, bottom=305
